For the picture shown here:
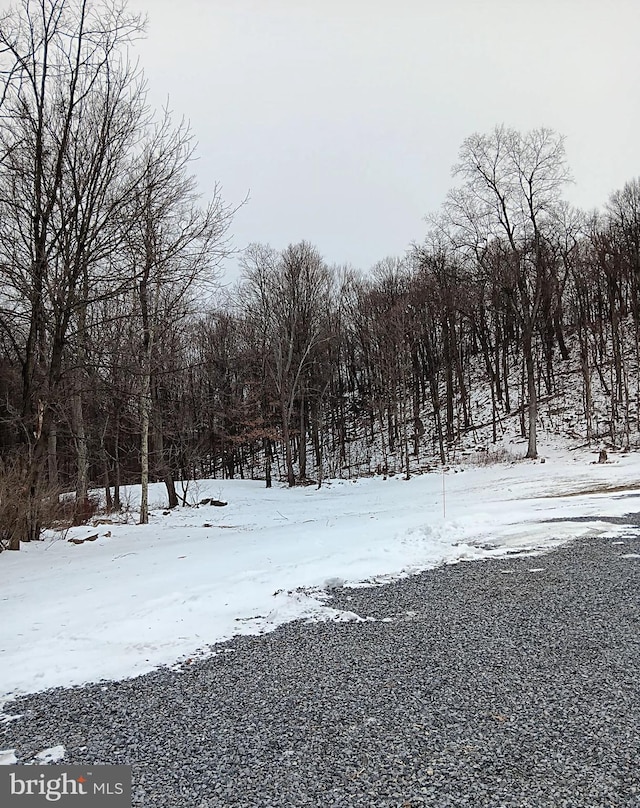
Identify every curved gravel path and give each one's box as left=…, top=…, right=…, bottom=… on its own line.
left=3, top=532, right=640, bottom=807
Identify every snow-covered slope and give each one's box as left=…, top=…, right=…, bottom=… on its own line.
left=2, top=446, right=640, bottom=705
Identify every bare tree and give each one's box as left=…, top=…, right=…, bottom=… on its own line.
left=0, top=0, right=145, bottom=545
left=240, top=242, right=332, bottom=486
left=443, top=126, right=571, bottom=458
left=123, top=112, right=234, bottom=523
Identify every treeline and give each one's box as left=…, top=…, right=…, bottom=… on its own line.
left=1, top=2, right=639, bottom=549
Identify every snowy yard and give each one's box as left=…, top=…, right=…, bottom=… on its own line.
left=2, top=447, right=640, bottom=706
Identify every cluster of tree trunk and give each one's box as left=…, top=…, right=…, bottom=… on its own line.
left=1, top=5, right=639, bottom=551
left=0, top=0, right=234, bottom=547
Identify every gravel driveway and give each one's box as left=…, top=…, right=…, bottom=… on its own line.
left=2, top=531, right=640, bottom=807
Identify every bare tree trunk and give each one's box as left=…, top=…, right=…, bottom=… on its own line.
left=113, top=414, right=122, bottom=511
left=429, top=372, right=446, bottom=466
left=16, top=404, right=53, bottom=547
left=315, top=401, right=325, bottom=489
left=151, top=404, right=178, bottom=508
left=402, top=393, right=410, bottom=480
left=102, top=455, right=113, bottom=513
left=524, top=333, right=538, bottom=459
left=581, top=343, right=593, bottom=443
left=140, top=374, right=151, bottom=525
left=71, top=390, right=89, bottom=523
left=48, top=422, right=58, bottom=489
left=635, top=322, right=640, bottom=436
left=281, top=399, right=295, bottom=487
left=502, top=334, right=511, bottom=413
left=490, top=376, right=498, bottom=444
left=264, top=437, right=272, bottom=488
left=299, top=397, right=307, bottom=479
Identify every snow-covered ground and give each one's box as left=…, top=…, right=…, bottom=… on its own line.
left=2, top=446, right=640, bottom=708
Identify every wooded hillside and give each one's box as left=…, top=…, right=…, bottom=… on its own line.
left=1, top=1, right=638, bottom=548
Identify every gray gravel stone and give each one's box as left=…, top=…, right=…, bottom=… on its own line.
left=3, top=532, right=640, bottom=807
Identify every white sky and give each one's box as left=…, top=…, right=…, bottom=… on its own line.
left=7, top=0, right=640, bottom=276
left=125, top=0, right=639, bottom=277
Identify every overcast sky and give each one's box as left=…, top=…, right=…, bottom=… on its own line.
left=45, top=1, right=640, bottom=275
